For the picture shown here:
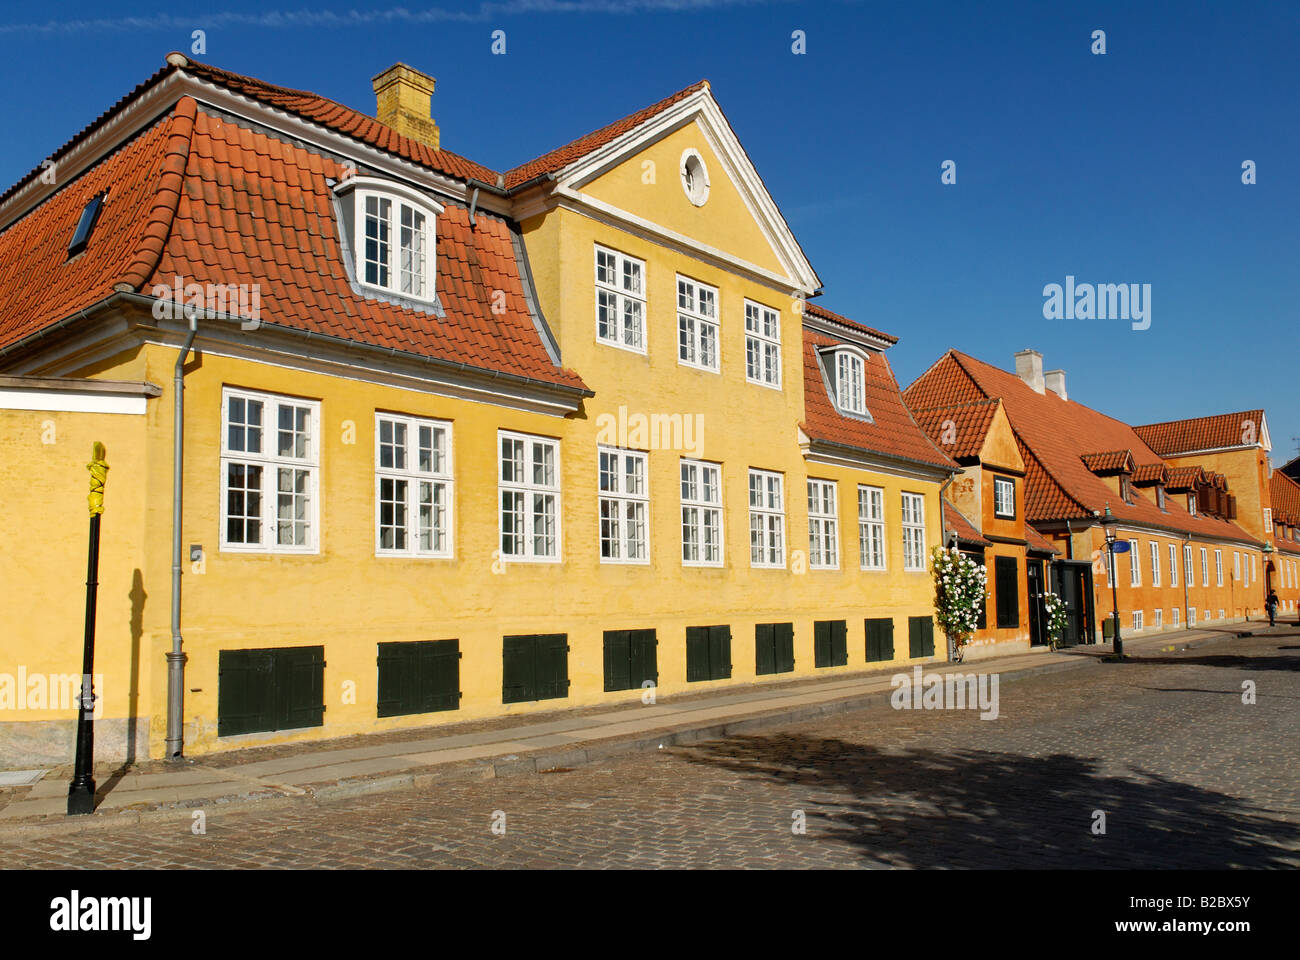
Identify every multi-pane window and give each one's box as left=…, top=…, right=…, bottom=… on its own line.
left=807, top=479, right=839, bottom=569
left=1106, top=543, right=1117, bottom=584
left=1188, top=607, right=1197, bottom=626
left=748, top=469, right=785, bottom=567
left=222, top=388, right=319, bottom=552
left=1187, top=493, right=1197, bottom=516
left=1150, top=541, right=1161, bottom=587
left=993, top=476, right=1015, bottom=519
left=677, top=276, right=719, bottom=371
left=1184, top=545, right=1194, bottom=587
left=680, top=459, right=723, bottom=565
left=375, top=414, right=452, bottom=557
left=598, top=447, right=648, bottom=563
left=1154, top=608, right=1163, bottom=629
left=858, top=485, right=886, bottom=570
left=901, top=492, right=926, bottom=571
left=1169, top=543, right=1178, bottom=587
left=1233, top=551, right=1241, bottom=582
left=835, top=350, right=866, bottom=415
left=744, top=300, right=781, bottom=388
left=1133, top=610, right=1144, bottom=632
left=1215, top=549, right=1224, bottom=587
left=499, top=432, right=560, bottom=561
left=1172, top=607, right=1181, bottom=626
left=1201, top=548, right=1209, bottom=587
left=1129, top=540, right=1141, bottom=586
left=1250, top=554, right=1256, bottom=584
left=594, top=246, right=645, bottom=351
left=357, top=189, right=436, bottom=300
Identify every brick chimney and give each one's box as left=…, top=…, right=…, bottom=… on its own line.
left=1044, top=368, right=1067, bottom=400
left=372, top=63, right=440, bottom=150
left=1014, top=349, right=1045, bottom=394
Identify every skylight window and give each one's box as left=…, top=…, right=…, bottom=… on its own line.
left=67, top=192, right=105, bottom=257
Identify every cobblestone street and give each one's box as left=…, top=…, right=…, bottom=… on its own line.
left=8, top=630, right=1299, bottom=869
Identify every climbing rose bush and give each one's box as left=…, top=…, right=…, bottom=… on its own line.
left=1042, top=591, right=1068, bottom=647
left=931, top=545, right=988, bottom=655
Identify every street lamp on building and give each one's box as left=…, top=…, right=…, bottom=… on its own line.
left=1101, top=505, right=1123, bottom=657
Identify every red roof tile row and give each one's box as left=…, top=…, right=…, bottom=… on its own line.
left=943, top=501, right=989, bottom=547
left=803, top=301, right=899, bottom=345
left=1134, top=410, right=1265, bottom=456
left=910, top=399, right=1000, bottom=461
left=1080, top=450, right=1136, bottom=475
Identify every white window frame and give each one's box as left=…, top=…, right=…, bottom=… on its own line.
left=374, top=413, right=453, bottom=558
left=220, top=387, right=321, bottom=554
left=1150, top=541, right=1161, bottom=587
left=676, top=275, right=719, bottom=373
left=680, top=458, right=724, bottom=566
left=748, top=469, right=786, bottom=568
left=807, top=479, right=839, bottom=570
left=1218, top=608, right=1225, bottom=620
left=598, top=446, right=649, bottom=564
left=744, top=300, right=782, bottom=389
left=1201, top=547, right=1209, bottom=587
left=834, top=348, right=867, bottom=416
left=858, top=484, right=887, bottom=571
left=1188, top=493, right=1197, bottom=516
left=1169, top=543, right=1178, bottom=588
left=902, top=492, right=927, bottom=572
left=1154, top=608, right=1163, bottom=629
left=1129, top=539, right=1141, bottom=587
left=1172, top=607, right=1181, bottom=626
left=1188, top=607, right=1197, bottom=626
left=1250, top=553, right=1256, bottom=584
left=1133, top=610, right=1144, bottom=632
left=1233, top=551, right=1241, bottom=582
left=1184, top=544, right=1194, bottom=587
left=993, top=476, right=1015, bottom=519
left=594, top=245, right=646, bottom=353
left=349, top=179, right=441, bottom=303
left=498, top=431, right=561, bottom=562
left=1215, top=549, right=1224, bottom=587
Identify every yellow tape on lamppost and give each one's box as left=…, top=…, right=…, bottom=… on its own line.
left=87, top=441, right=109, bottom=516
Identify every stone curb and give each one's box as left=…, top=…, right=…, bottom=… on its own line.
left=0, top=651, right=1103, bottom=841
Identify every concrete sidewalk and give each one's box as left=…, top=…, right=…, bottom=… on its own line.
left=0, top=623, right=1272, bottom=838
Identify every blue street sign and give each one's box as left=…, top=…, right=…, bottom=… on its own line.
left=1111, top=541, right=1130, bottom=553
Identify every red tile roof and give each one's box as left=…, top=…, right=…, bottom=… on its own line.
left=910, top=399, right=1000, bottom=461
left=1271, top=470, right=1300, bottom=526
left=903, top=350, right=1260, bottom=545
left=1025, top=523, right=1061, bottom=555
left=1081, top=450, right=1136, bottom=475
left=0, top=99, right=587, bottom=393
left=1133, top=410, right=1265, bottom=456
left=943, top=501, right=989, bottom=547
left=801, top=329, right=956, bottom=472
left=803, top=301, right=898, bottom=345
left=1166, top=465, right=1204, bottom=491
left=504, top=81, right=710, bottom=190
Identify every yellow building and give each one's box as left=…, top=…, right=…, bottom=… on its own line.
left=0, top=56, right=955, bottom=763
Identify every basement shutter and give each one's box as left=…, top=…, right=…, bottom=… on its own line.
left=755, top=622, right=795, bottom=676
left=865, top=618, right=895, bottom=663
left=218, top=646, right=324, bottom=737
left=814, top=620, right=848, bottom=668
left=687, top=625, right=731, bottom=681
left=908, top=616, right=935, bottom=658
left=503, top=634, right=570, bottom=704
left=603, top=629, right=658, bottom=692
left=502, top=635, right=534, bottom=704
left=377, top=639, right=460, bottom=718
left=995, top=556, right=1020, bottom=628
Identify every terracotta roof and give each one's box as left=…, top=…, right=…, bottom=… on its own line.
left=1081, top=450, right=1135, bottom=475
left=909, top=399, right=1000, bottom=461
left=0, top=99, right=587, bottom=393
left=801, top=329, right=956, bottom=472
left=804, top=301, right=898, bottom=345
left=943, top=501, right=989, bottom=547
left=1025, top=523, right=1060, bottom=556
left=1270, top=470, right=1300, bottom=526
left=1166, top=465, right=1204, bottom=491
left=504, top=80, right=709, bottom=190
left=1132, top=462, right=1168, bottom=485
left=903, top=350, right=1261, bottom=545
left=1133, top=410, right=1265, bottom=455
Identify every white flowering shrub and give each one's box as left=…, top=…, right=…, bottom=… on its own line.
left=1042, top=591, right=1068, bottom=648
left=931, top=545, right=988, bottom=655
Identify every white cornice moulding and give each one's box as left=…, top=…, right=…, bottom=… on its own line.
left=0, top=388, right=150, bottom=415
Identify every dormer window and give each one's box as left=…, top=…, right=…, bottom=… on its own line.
left=833, top=348, right=867, bottom=416
left=1156, top=485, right=1166, bottom=511
left=335, top=176, right=442, bottom=304
left=1187, top=492, right=1196, bottom=516
left=1120, top=475, right=1133, bottom=504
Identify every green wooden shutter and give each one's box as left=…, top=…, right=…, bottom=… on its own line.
left=535, top=634, right=570, bottom=701
left=710, top=625, right=732, bottom=680
left=775, top=622, right=795, bottom=673
left=831, top=620, right=848, bottom=666
left=814, top=621, right=831, bottom=668
left=217, top=649, right=276, bottom=737
left=277, top=646, right=325, bottom=731
left=630, top=629, right=658, bottom=688
left=866, top=618, right=895, bottom=662
left=755, top=623, right=776, bottom=676
left=922, top=617, right=935, bottom=657
left=996, top=556, right=1020, bottom=628
left=424, top=638, right=460, bottom=712
left=909, top=616, right=935, bottom=658
left=604, top=630, right=632, bottom=691
left=502, top=635, right=534, bottom=704
left=686, top=626, right=709, bottom=682
left=376, top=642, right=409, bottom=718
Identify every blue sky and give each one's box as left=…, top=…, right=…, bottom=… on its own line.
left=2, top=0, right=1297, bottom=459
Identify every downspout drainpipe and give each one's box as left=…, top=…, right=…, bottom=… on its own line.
left=166, top=308, right=198, bottom=759
left=1183, top=532, right=1192, bottom=632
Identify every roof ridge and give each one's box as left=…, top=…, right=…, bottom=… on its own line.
left=116, top=96, right=197, bottom=292
left=908, top=396, right=1001, bottom=413
left=1133, top=408, right=1264, bottom=431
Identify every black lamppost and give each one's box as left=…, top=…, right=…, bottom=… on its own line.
left=68, top=442, right=108, bottom=816
left=1102, top=505, right=1123, bottom=657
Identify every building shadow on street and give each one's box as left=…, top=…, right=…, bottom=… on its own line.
left=674, top=733, right=1300, bottom=868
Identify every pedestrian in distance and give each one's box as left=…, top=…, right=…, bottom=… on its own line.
left=1265, top=589, right=1279, bottom=627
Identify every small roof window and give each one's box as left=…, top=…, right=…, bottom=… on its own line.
left=67, top=192, right=105, bottom=257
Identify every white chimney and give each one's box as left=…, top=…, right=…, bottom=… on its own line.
left=1014, top=349, right=1045, bottom=394
left=1044, top=369, right=1067, bottom=400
